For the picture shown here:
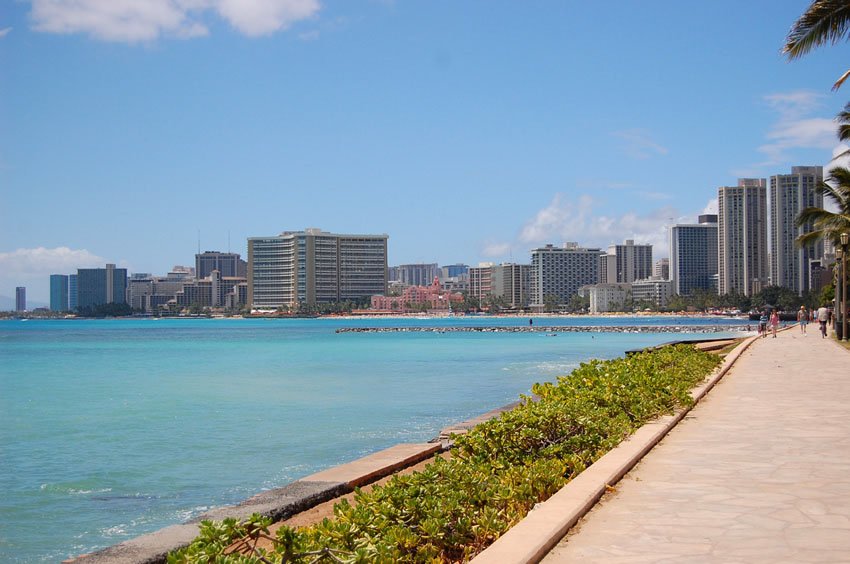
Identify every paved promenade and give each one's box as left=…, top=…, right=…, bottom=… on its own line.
left=543, top=328, right=850, bottom=563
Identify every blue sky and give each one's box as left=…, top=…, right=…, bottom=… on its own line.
left=2, top=1, right=849, bottom=303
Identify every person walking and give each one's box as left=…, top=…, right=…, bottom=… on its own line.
left=797, top=305, right=808, bottom=335
left=759, top=310, right=769, bottom=338
left=770, top=309, right=780, bottom=338
left=817, top=305, right=829, bottom=338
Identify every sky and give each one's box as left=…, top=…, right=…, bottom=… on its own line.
left=2, top=0, right=850, bottom=304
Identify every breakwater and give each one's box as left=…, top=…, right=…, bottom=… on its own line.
left=336, top=325, right=751, bottom=334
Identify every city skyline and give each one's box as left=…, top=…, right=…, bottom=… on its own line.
left=3, top=2, right=849, bottom=302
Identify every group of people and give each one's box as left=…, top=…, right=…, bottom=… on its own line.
left=759, top=305, right=832, bottom=339
left=757, top=309, right=782, bottom=339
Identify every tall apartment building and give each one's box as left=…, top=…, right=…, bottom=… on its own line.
left=468, top=263, right=495, bottom=302
left=769, top=166, right=824, bottom=295
left=718, top=179, right=768, bottom=296
left=15, top=287, right=26, bottom=312
left=653, top=258, right=669, bottom=280
left=669, top=215, right=718, bottom=296
left=470, top=263, right=531, bottom=308
left=176, top=270, right=248, bottom=308
left=441, top=264, right=469, bottom=278
left=127, top=272, right=194, bottom=313
left=602, top=240, right=653, bottom=283
left=492, top=263, right=531, bottom=308
left=530, top=243, right=604, bottom=310
left=396, top=263, right=439, bottom=287
left=195, top=251, right=247, bottom=280
left=76, top=264, right=128, bottom=309
left=50, top=274, right=69, bottom=311
left=247, top=228, right=388, bottom=309
left=68, top=274, right=78, bottom=310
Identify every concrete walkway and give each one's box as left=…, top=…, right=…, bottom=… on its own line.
left=543, top=328, right=850, bottom=564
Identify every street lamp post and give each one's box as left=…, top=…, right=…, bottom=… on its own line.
left=835, top=249, right=842, bottom=336
left=842, top=232, right=849, bottom=342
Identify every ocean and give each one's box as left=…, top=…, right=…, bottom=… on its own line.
left=0, top=316, right=746, bottom=562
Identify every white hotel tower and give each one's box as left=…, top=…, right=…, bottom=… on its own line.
left=718, top=179, right=768, bottom=297
left=769, top=166, right=823, bottom=296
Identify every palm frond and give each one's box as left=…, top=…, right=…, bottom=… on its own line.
left=796, top=206, right=840, bottom=227
left=796, top=230, right=825, bottom=247
left=834, top=68, right=850, bottom=90
left=784, top=0, right=850, bottom=60
left=821, top=168, right=850, bottom=212
left=834, top=102, right=850, bottom=141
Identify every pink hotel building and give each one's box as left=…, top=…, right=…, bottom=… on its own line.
left=371, top=277, right=463, bottom=313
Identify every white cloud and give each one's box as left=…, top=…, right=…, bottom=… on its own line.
left=512, top=194, right=698, bottom=259
left=481, top=242, right=512, bottom=258
left=0, top=27, right=12, bottom=38
left=611, top=129, right=669, bottom=160
left=28, top=0, right=319, bottom=42
left=763, top=91, right=824, bottom=121
left=702, top=198, right=718, bottom=215
left=216, top=0, right=319, bottom=36
left=0, top=247, right=107, bottom=303
left=749, top=90, right=839, bottom=168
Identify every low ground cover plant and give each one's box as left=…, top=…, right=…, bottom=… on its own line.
left=169, top=344, right=721, bottom=563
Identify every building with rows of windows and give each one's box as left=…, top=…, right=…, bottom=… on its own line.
left=718, top=179, right=768, bottom=297
left=247, top=228, right=388, bottom=309
left=769, top=166, right=824, bottom=296
left=669, top=216, right=718, bottom=296
left=530, top=243, right=605, bottom=311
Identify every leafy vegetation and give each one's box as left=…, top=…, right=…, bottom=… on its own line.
left=170, top=344, right=721, bottom=563
left=74, top=303, right=136, bottom=317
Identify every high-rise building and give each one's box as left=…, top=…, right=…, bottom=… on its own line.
left=176, top=270, right=248, bottom=308
left=491, top=263, right=531, bottom=308
left=68, top=274, right=78, bottom=310
left=718, top=179, right=768, bottom=296
left=470, top=263, right=531, bottom=307
left=396, top=264, right=439, bottom=287
left=669, top=216, right=718, bottom=296
left=441, top=264, right=469, bottom=278
left=468, top=263, right=495, bottom=302
left=530, top=243, right=605, bottom=310
left=632, top=277, right=674, bottom=308
left=602, top=240, right=653, bottom=284
left=653, top=259, right=670, bottom=280
left=15, top=287, right=26, bottom=312
left=195, top=251, right=247, bottom=280
left=247, top=228, right=388, bottom=309
left=50, top=274, right=69, bottom=311
left=76, top=264, right=128, bottom=309
left=127, top=274, right=189, bottom=313
left=769, top=166, right=824, bottom=295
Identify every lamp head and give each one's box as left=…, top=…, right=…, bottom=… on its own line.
left=842, top=232, right=849, bottom=246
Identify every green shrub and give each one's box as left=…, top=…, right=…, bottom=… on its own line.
left=170, top=344, right=721, bottom=563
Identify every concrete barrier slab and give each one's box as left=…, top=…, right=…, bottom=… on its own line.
left=301, top=443, right=441, bottom=488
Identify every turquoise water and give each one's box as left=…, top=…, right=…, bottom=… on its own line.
left=0, top=316, right=746, bottom=562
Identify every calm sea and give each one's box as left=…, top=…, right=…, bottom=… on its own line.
left=0, top=316, right=746, bottom=562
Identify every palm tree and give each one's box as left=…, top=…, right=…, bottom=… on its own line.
left=796, top=166, right=850, bottom=248
left=837, top=101, right=850, bottom=142
left=783, top=0, right=850, bottom=90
